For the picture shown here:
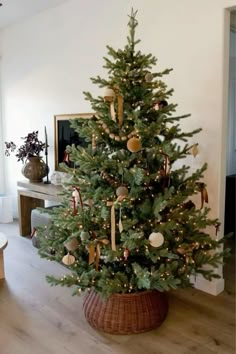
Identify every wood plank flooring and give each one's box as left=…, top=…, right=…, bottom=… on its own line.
left=0, top=221, right=235, bottom=354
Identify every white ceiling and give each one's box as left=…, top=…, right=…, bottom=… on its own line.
left=0, top=0, right=69, bottom=30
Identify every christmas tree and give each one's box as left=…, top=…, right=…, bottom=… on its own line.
left=38, top=9, right=228, bottom=299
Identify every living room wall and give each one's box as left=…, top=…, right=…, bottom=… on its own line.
left=0, top=0, right=235, bottom=292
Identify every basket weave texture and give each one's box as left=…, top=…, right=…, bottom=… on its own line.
left=83, top=289, right=168, bottom=334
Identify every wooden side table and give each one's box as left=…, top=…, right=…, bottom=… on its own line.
left=17, top=180, right=62, bottom=236
left=0, top=233, right=8, bottom=279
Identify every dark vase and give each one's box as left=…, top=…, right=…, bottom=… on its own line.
left=21, top=156, right=49, bottom=183
left=83, top=289, right=168, bottom=334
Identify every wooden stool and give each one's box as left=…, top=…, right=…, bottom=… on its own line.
left=0, top=233, right=8, bottom=279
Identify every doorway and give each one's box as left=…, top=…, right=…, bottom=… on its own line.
left=224, top=10, right=236, bottom=236
left=223, top=9, right=236, bottom=296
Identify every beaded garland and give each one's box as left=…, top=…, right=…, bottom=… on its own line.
left=97, top=119, right=137, bottom=142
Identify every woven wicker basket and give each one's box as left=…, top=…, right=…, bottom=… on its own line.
left=83, top=289, right=168, bottom=334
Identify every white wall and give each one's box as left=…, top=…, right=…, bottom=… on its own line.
left=0, top=56, right=5, bottom=195
left=0, top=31, right=5, bottom=194
left=0, top=0, right=235, bottom=292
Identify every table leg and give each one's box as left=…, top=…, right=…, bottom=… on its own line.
left=18, top=192, right=44, bottom=236
left=0, top=251, right=4, bottom=279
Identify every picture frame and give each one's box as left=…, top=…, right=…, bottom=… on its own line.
left=54, top=113, right=94, bottom=171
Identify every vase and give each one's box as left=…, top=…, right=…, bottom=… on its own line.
left=22, top=156, right=49, bottom=183
left=83, top=289, right=168, bottom=334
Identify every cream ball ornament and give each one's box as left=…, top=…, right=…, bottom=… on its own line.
left=104, top=88, right=115, bottom=103
left=127, top=137, right=142, bottom=153
left=149, top=232, right=164, bottom=248
left=145, top=72, right=153, bottom=82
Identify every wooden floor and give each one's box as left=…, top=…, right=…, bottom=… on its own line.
left=0, top=221, right=235, bottom=354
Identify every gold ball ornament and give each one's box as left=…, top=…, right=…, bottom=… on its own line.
left=116, top=186, right=128, bottom=197
left=104, top=88, right=115, bottom=103
left=145, top=72, right=153, bottom=82
left=149, top=232, right=164, bottom=248
left=127, top=137, right=142, bottom=153
left=64, top=238, right=79, bottom=251
left=62, top=253, right=75, bottom=265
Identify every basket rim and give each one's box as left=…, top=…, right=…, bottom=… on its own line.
left=88, top=288, right=165, bottom=299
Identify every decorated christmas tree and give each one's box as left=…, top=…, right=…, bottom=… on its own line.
left=38, top=10, right=228, bottom=302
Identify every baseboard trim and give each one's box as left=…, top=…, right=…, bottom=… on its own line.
left=190, top=275, right=225, bottom=296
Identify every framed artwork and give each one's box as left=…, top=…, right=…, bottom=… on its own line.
left=54, top=113, right=94, bottom=171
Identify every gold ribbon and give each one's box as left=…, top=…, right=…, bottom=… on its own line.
left=89, top=243, right=95, bottom=265
left=107, top=195, right=126, bottom=251
left=119, top=207, right=123, bottom=233
left=110, top=100, right=116, bottom=121
left=160, top=154, right=170, bottom=188
left=92, top=134, right=96, bottom=150
left=215, top=222, right=220, bottom=236
left=88, top=239, right=110, bottom=270
left=104, top=89, right=116, bottom=121
left=104, top=87, right=123, bottom=125
left=196, top=182, right=208, bottom=209
left=72, top=196, right=77, bottom=216
left=162, top=154, right=170, bottom=175
left=109, top=93, right=123, bottom=124
left=117, top=94, right=123, bottom=126
left=201, top=187, right=208, bottom=209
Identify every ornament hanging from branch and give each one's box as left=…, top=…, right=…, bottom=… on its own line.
left=92, top=134, right=96, bottom=150
left=191, top=144, right=199, bottom=157
left=116, top=186, right=128, bottom=197
left=196, top=182, right=208, bottom=209
left=62, top=253, right=75, bottom=266
left=153, top=99, right=168, bottom=111
left=119, top=207, right=123, bottom=233
left=88, top=238, right=110, bottom=270
left=107, top=195, right=126, bottom=250
left=215, top=222, right=221, bottom=236
left=72, top=196, right=77, bottom=216
left=80, top=231, right=90, bottom=241
left=115, top=86, right=124, bottom=126
left=163, top=154, right=170, bottom=176
left=72, top=187, right=84, bottom=209
left=176, top=242, right=199, bottom=256
left=145, top=72, right=153, bottom=82
left=64, top=238, right=79, bottom=251
left=127, top=136, right=142, bottom=152
left=160, top=154, right=171, bottom=188
left=123, top=248, right=129, bottom=260
left=116, top=186, right=128, bottom=233
left=103, top=86, right=124, bottom=125
left=104, top=88, right=116, bottom=121
left=149, top=232, right=164, bottom=248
